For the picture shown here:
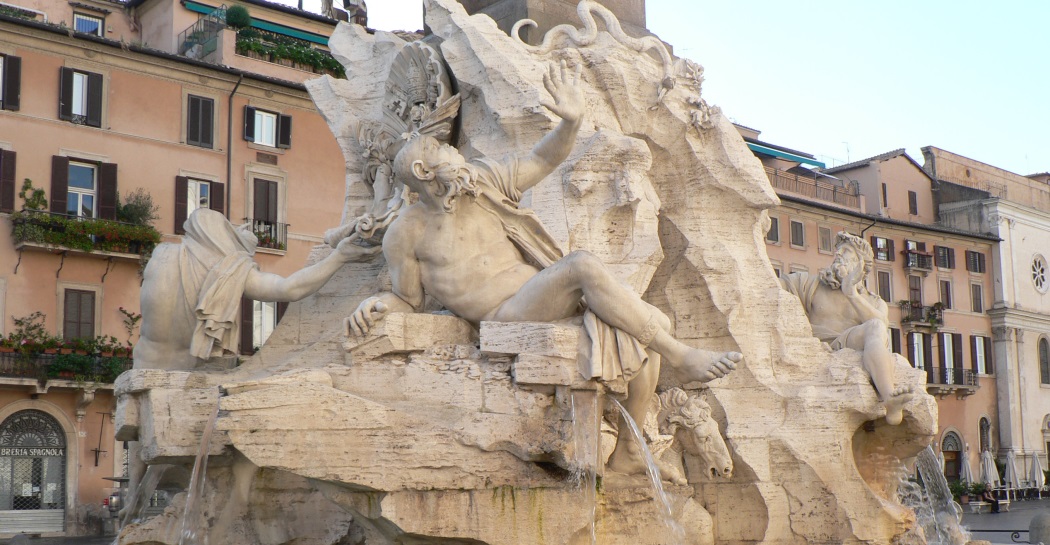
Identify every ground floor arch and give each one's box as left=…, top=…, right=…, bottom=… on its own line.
left=0, top=409, right=67, bottom=533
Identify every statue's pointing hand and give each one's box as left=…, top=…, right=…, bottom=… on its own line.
left=346, top=297, right=389, bottom=337
left=540, top=60, right=585, bottom=123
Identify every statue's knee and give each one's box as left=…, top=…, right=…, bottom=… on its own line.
left=565, top=250, right=605, bottom=281
left=863, top=319, right=887, bottom=338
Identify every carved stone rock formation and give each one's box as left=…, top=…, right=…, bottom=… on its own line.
left=115, top=1, right=938, bottom=544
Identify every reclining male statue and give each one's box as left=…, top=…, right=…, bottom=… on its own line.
left=346, top=61, right=742, bottom=475
left=780, top=231, right=915, bottom=425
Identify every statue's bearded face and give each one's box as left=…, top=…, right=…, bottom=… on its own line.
left=820, top=244, right=862, bottom=290
left=395, top=136, right=478, bottom=213
left=831, top=246, right=861, bottom=280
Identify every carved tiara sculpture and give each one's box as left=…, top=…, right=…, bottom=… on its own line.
left=325, top=41, right=460, bottom=248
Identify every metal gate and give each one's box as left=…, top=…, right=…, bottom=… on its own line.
left=0, top=410, right=66, bottom=533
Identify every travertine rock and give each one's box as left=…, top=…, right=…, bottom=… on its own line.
left=115, top=1, right=940, bottom=544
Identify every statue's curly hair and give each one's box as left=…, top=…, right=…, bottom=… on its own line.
left=392, top=135, right=479, bottom=213
left=818, top=232, right=874, bottom=289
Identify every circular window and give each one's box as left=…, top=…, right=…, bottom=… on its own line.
left=1034, top=255, right=1049, bottom=293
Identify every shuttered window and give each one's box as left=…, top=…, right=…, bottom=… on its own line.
left=253, top=178, right=278, bottom=223
left=0, top=54, right=21, bottom=111
left=934, top=246, right=955, bottom=269
left=63, top=289, right=96, bottom=340
left=966, top=251, right=987, bottom=273
left=186, top=95, right=215, bottom=148
left=0, top=150, right=15, bottom=213
left=174, top=176, right=224, bottom=234
left=766, top=217, right=779, bottom=243
left=58, top=67, right=103, bottom=128
left=872, top=236, right=894, bottom=261
left=50, top=156, right=117, bottom=220
left=971, top=335, right=992, bottom=375
left=243, top=106, right=292, bottom=149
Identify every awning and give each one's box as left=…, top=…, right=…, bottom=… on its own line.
left=184, top=0, right=329, bottom=45
left=746, top=142, right=826, bottom=169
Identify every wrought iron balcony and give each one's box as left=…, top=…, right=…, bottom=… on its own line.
left=899, top=301, right=943, bottom=328
left=0, top=351, right=131, bottom=384
left=10, top=209, right=161, bottom=258
left=924, top=366, right=978, bottom=398
left=245, top=218, right=288, bottom=251
left=903, top=250, right=934, bottom=271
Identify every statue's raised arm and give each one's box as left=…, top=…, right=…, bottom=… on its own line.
left=513, top=60, right=586, bottom=193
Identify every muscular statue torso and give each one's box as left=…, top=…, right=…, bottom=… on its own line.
left=806, top=282, right=888, bottom=340
left=388, top=199, right=540, bottom=323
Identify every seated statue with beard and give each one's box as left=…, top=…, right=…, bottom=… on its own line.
left=346, top=61, right=743, bottom=476
left=780, top=231, right=915, bottom=425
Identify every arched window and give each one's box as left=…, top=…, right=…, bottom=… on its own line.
left=980, top=418, right=991, bottom=453
left=0, top=410, right=66, bottom=524
left=1041, top=339, right=1050, bottom=385
left=941, top=431, right=963, bottom=481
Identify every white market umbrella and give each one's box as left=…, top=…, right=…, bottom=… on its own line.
left=959, top=450, right=975, bottom=484
left=1029, top=455, right=1045, bottom=490
left=980, top=450, right=1001, bottom=488
left=1003, top=450, right=1021, bottom=488
left=938, top=451, right=946, bottom=474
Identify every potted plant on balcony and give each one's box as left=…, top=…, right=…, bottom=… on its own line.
left=97, top=335, right=121, bottom=357
left=0, top=335, right=15, bottom=353
left=40, top=335, right=61, bottom=355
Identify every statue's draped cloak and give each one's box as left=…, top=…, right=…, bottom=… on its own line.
left=178, top=209, right=260, bottom=360
left=473, top=157, right=648, bottom=382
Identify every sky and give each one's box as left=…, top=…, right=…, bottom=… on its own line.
left=295, top=0, right=1050, bottom=175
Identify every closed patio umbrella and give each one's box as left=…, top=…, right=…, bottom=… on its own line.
left=1003, top=450, right=1021, bottom=489
left=959, top=450, right=975, bottom=484
left=980, top=450, right=1001, bottom=488
left=1029, top=455, right=1045, bottom=491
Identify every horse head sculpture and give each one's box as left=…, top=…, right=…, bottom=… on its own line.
left=658, top=388, right=733, bottom=480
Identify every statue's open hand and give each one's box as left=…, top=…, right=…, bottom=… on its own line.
left=540, top=60, right=585, bottom=123
left=336, top=236, right=383, bottom=263
left=346, top=297, right=389, bottom=337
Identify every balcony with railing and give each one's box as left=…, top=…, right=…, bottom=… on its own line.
left=899, top=301, right=943, bottom=329
left=0, top=351, right=131, bottom=386
left=902, top=250, right=934, bottom=273
left=764, top=166, right=860, bottom=209
left=924, top=366, right=978, bottom=397
left=246, top=218, right=288, bottom=252
left=10, top=209, right=161, bottom=267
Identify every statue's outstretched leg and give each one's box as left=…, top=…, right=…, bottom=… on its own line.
left=845, top=320, right=915, bottom=425
left=488, top=251, right=742, bottom=382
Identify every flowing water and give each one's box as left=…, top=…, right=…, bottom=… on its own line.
left=611, top=399, right=685, bottom=544
left=119, top=463, right=173, bottom=527
left=174, top=395, right=222, bottom=545
left=899, top=446, right=969, bottom=545
left=570, top=391, right=600, bottom=545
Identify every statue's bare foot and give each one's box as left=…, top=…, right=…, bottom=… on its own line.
left=673, top=349, right=742, bottom=384
left=607, top=440, right=648, bottom=476
left=882, top=385, right=916, bottom=426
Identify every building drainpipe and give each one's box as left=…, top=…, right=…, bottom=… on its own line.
left=226, top=74, right=244, bottom=220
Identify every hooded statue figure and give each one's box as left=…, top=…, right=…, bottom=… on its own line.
left=135, top=208, right=380, bottom=370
